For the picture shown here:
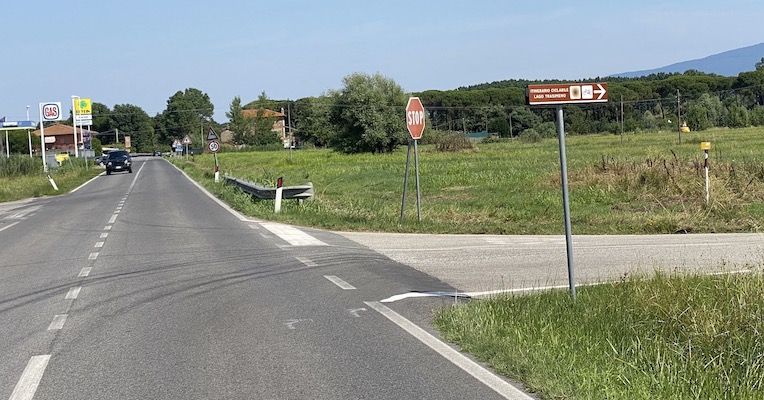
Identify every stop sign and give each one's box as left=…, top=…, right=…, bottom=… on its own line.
left=406, top=97, right=425, bottom=140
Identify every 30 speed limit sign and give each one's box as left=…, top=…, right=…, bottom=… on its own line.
left=208, top=140, right=220, bottom=153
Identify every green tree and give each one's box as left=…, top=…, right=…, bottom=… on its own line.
left=226, top=96, right=248, bottom=145
left=330, top=72, right=407, bottom=153
left=91, top=102, right=111, bottom=133
left=157, top=88, right=214, bottom=144
left=110, top=104, right=155, bottom=152
left=249, top=91, right=281, bottom=147
left=686, top=103, right=710, bottom=131
left=293, top=96, right=334, bottom=147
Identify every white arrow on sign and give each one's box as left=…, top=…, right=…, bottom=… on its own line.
left=593, top=83, right=606, bottom=100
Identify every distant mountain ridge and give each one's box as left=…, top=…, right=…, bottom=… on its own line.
left=611, top=42, right=764, bottom=78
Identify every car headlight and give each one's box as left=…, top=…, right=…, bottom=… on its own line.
left=107, top=161, right=113, bottom=166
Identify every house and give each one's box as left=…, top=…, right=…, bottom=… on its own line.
left=32, top=123, right=99, bottom=153
left=241, top=108, right=294, bottom=148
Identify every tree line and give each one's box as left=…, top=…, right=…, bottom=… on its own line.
left=7, top=63, right=764, bottom=156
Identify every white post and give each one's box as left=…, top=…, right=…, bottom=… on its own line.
left=39, top=105, right=47, bottom=172
left=27, top=129, right=33, bottom=157
left=71, top=96, right=79, bottom=158
left=274, top=187, right=283, bottom=213
left=704, top=149, right=710, bottom=204
left=5, top=131, right=9, bottom=158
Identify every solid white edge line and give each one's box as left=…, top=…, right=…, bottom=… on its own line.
left=69, top=172, right=104, bottom=193
left=0, top=221, right=21, bottom=232
left=9, top=355, right=51, bottom=400
left=170, top=162, right=256, bottom=222
left=65, top=287, right=82, bottom=300
left=324, top=275, right=356, bottom=290
left=364, top=301, right=533, bottom=400
left=47, top=314, right=68, bottom=330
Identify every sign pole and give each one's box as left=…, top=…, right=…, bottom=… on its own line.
left=400, top=139, right=412, bottom=223
left=701, top=142, right=711, bottom=204
left=39, top=105, right=47, bottom=172
left=414, top=138, right=422, bottom=222
left=555, top=105, right=576, bottom=301
left=214, top=152, right=219, bottom=182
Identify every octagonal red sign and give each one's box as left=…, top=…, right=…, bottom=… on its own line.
left=406, top=97, right=425, bottom=140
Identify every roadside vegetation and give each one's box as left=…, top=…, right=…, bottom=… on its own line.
left=174, top=126, right=764, bottom=235
left=0, top=156, right=102, bottom=202
left=434, top=272, right=764, bottom=399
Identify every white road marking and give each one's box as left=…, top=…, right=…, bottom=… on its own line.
left=114, top=210, right=120, bottom=214
left=100, top=233, right=108, bottom=238
left=95, top=242, right=104, bottom=248
left=348, top=308, right=367, bottom=317
left=70, top=172, right=103, bottom=193
left=108, top=214, right=117, bottom=224
left=249, top=224, right=260, bottom=230
left=260, top=222, right=327, bottom=246
left=65, top=287, right=81, bottom=300
left=324, top=275, right=356, bottom=290
left=365, top=301, right=533, bottom=399
left=381, top=292, right=458, bottom=303
left=116, top=206, right=122, bottom=210
left=0, top=221, right=21, bottom=232
left=296, top=257, right=317, bottom=267
left=260, top=233, right=272, bottom=239
left=79, top=267, right=92, bottom=277
left=9, top=355, right=51, bottom=400
left=88, top=253, right=98, bottom=260
left=104, top=225, right=112, bottom=230
left=47, top=314, right=68, bottom=330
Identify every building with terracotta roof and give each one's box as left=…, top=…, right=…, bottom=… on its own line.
left=32, top=123, right=99, bottom=152
left=240, top=108, right=293, bottom=148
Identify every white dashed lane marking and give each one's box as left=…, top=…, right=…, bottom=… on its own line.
left=65, top=287, right=81, bottom=300
left=324, top=275, right=356, bottom=290
left=78, top=267, right=92, bottom=277
left=47, top=314, right=67, bottom=330
left=9, top=355, right=50, bottom=400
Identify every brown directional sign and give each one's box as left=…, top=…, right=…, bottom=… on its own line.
left=527, top=83, right=608, bottom=105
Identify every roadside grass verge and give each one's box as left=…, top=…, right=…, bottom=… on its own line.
left=434, top=272, right=764, bottom=399
left=175, top=127, right=764, bottom=234
left=0, top=157, right=102, bottom=202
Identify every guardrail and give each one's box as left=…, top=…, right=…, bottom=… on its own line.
left=224, top=176, right=314, bottom=201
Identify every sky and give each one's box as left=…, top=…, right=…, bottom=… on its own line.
left=2, top=0, right=763, bottom=123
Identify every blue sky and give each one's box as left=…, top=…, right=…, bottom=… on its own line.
left=2, top=0, right=763, bottom=122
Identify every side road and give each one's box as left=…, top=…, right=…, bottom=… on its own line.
left=337, top=232, right=764, bottom=295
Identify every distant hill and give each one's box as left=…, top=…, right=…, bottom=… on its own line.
left=611, top=42, right=764, bottom=78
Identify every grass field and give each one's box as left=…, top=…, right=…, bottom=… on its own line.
left=434, top=272, right=764, bottom=399
left=0, top=157, right=102, bottom=202
left=175, top=127, right=764, bottom=235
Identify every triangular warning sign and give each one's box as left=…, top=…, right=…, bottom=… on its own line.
left=207, top=127, right=219, bottom=141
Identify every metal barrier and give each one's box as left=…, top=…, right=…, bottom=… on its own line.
left=224, top=176, right=314, bottom=201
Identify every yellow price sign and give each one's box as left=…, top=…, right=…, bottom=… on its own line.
left=74, top=98, right=92, bottom=115
left=700, top=142, right=711, bottom=150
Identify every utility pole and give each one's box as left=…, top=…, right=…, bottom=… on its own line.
left=677, top=89, right=681, bottom=145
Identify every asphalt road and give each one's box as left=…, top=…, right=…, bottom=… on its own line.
left=0, top=158, right=532, bottom=400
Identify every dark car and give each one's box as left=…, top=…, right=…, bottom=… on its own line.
left=105, top=150, right=132, bottom=175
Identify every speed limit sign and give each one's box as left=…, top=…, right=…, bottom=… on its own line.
left=208, top=140, right=220, bottom=153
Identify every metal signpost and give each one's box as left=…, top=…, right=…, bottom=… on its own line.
left=701, top=142, right=711, bottom=204
left=400, top=97, right=425, bottom=223
left=39, top=102, right=63, bottom=172
left=527, top=83, right=608, bottom=301
left=207, top=127, right=220, bottom=182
